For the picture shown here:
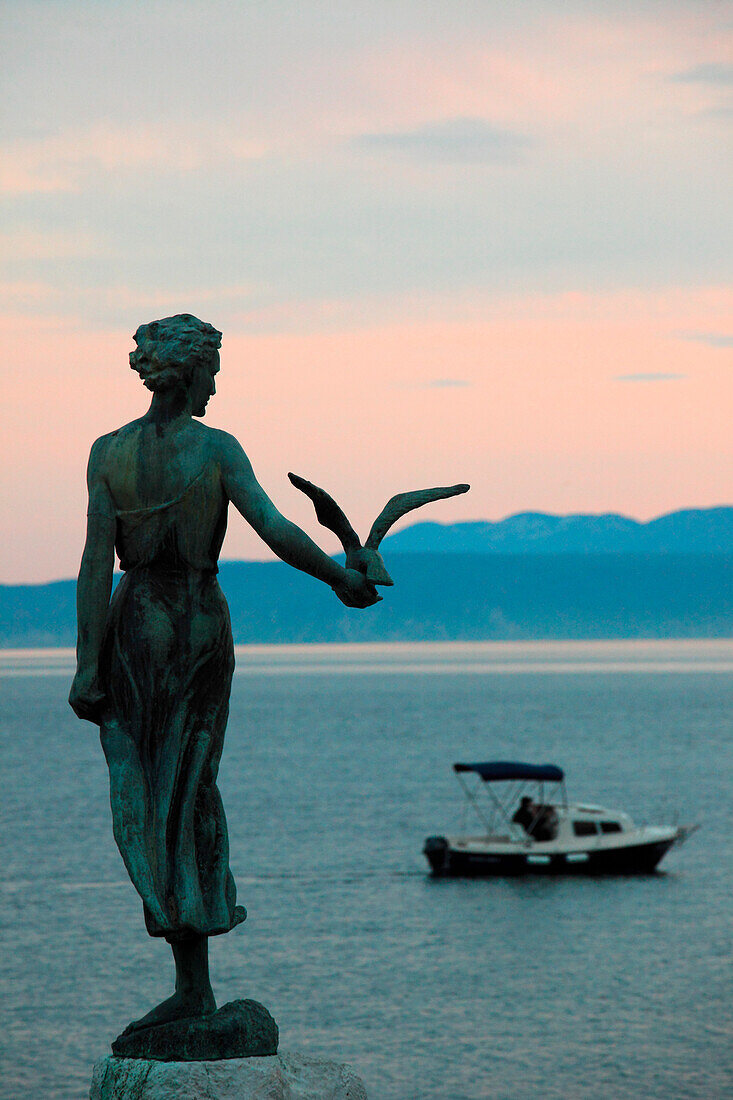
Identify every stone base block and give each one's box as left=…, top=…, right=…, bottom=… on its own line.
left=90, top=1052, right=368, bottom=1099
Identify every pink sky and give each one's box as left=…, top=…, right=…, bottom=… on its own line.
left=1, top=2, right=731, bottom=582
left=5, top=285, right=731, bottom=583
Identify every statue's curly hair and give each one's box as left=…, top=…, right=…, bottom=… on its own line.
left=129, top=314, right=222, bottom=392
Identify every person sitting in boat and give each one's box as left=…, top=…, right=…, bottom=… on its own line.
left=532, top=803, right=559, bottom=841
left=512, top=797, right=537, bottom=834
left=512, top=797, right=558, bottom=840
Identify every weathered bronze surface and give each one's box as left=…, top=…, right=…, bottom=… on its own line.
left=69, top=313, right=468, bottom=1056
left=111, top=1000, right=278, bottom=1061
left=69, top=315, right=381, bottom=1046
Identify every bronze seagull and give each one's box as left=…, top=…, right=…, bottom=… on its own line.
left=288, top=473, right=470, bottom=586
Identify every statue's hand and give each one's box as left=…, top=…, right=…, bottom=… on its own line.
left=332, top=568, right=382, bottom=609
left=69, top=665, right=106, bottom=724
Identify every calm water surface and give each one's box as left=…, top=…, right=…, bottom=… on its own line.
left=1, top=641, right=731, bottom=1099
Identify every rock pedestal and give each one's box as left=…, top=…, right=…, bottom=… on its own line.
left=90, top=1052, right=368, bottom=1099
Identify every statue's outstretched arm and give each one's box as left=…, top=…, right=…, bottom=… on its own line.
left=69, top=438, right=116, bottom=722
left=217, top=432, right=379, bottom=608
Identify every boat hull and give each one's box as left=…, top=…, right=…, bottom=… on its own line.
left=423, top=834, right=678, bottom=876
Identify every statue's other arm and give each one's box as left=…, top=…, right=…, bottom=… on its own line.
left=69, top=438, right=116, bottom=722
left=217, top=432, right=379, bottom=609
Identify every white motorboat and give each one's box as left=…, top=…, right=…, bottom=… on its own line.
left=424, top=761, right=698, bottom=876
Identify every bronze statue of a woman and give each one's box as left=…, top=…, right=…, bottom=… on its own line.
left=69, top=314, right=380, bottom=1036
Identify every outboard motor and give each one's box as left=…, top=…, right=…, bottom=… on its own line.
left=423, top=835, right=450, bottom=875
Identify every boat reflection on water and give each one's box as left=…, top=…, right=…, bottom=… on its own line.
left=424, top=761, right=699, bottom=876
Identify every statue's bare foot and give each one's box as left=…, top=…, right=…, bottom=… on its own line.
left=122, top=989, right=216, bottom=1035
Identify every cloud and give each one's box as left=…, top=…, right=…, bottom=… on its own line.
left=426, top=378, right=471, bottom=387
left=616, top=373, right=685, bottom=382
left=695, top=104, right=733, bottom=120
left=1, top=10, right=731, bottom=333
left=352, top=117, right=533, bottom=164
left=676, top=331, right=733, bottom=348
left=671, top=63, right=733, bottom=85
left=0, top=124, right=268, bottom=195
left=0, top=230, right=104, bottom=262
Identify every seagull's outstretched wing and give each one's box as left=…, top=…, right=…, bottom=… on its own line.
left=288, top=473, right=362, bottom=553
left=366, top=484, right=470, bottom=549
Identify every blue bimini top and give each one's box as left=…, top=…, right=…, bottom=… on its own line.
left=453, top=761, right=564, bottom=783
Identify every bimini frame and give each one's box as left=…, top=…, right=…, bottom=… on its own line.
left=452, top=761, right=568, bottom=837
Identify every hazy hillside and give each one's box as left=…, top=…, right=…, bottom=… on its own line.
left=2, top=553, right=731, bottom=647
left=383, top=506, right=733, bottom=554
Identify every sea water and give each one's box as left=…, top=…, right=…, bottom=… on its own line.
left=1, top=641, right=731, bottom=1100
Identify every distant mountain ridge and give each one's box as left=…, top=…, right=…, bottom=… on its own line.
left=2, top=507, right=730, bottom=648
left=2, top=552, right=731, bottom=648
left=383, top=506, right=733, bottom=554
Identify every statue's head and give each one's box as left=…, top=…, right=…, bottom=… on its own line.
left=130, top=314, right=223, bottom=416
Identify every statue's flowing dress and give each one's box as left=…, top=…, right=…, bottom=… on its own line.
left=98, top=464, right=245, bottom=940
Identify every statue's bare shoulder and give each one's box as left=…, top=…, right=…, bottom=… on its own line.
left=87, top=417, right=147, bottom=467
left=207, top=427, right=257, bottom=480
left=86, top=426, right=128, bottom=476
left=208, top=426, right=247, bottom=456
